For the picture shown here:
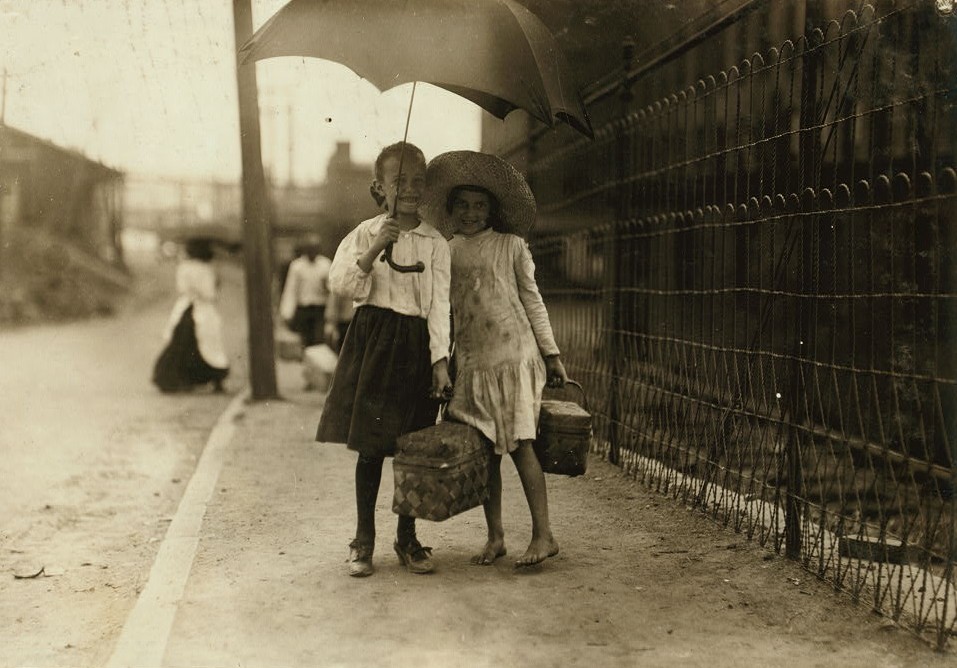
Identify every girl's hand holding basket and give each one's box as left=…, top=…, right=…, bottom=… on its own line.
left=545, top=355, right=569, bottom=388
left=430, top=358, right=454, bottom=401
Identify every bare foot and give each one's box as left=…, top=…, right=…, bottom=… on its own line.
left=470, top=539, right=506, bottom=566
left=514, top=537, right=559, bottom=567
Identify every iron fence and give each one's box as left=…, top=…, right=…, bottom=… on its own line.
left=521, top=0, right=957, bottom=650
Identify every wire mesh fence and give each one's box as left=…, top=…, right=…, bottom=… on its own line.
left=522, top=0, right=957, bottom=649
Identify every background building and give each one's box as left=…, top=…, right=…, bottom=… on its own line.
left=0, top=124, right=124, bottom=265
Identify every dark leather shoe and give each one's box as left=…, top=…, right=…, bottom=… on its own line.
left=393, top=538, right=434, bottom=574
left=347, top=539, right=374, bottom=577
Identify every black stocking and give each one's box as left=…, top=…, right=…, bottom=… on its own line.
left=355, top=455, right=383, bottom=544
left=355, top=454, right=418, bottom=547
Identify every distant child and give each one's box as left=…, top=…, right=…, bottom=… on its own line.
left=421, top=150, right=568, bottom=568
left=316, top=141, right=452, bottom=577
left=279, top=233, right=331, bottom=348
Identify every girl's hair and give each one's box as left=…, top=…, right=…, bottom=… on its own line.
left=445, top=185, right=506, bottom=232
left=374, top=141, right=425, bottom=181
left=185, top=238, right=214, bottom=262
left=369, top=183, right=386, bottom=208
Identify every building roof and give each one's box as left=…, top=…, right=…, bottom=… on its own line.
left=0, top=123, right=123, bottom=178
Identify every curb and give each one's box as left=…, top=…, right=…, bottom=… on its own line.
left=105, top=390, right=248, bottom=668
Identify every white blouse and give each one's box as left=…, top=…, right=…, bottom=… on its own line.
left=328, top=213, right=451, bottom=365
left=176, top=259, right=218, bottom=303
left=165, top=259, right=228, bottom=369
left=279, top=254, right=332, bottom=321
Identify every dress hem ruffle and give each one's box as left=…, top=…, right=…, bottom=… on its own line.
left=447, top=356, right=545, bottom=455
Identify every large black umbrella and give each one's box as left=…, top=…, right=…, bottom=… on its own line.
left=241, top=0, right=592, bottom=271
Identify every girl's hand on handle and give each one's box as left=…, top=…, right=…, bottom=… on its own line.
left=357, top=219, right=401, bottom=272
left=372, top=218, right=400, bottom=252
left=430, top=358, right=454, bottom=401
left=545, top=355, right=569, bottom=388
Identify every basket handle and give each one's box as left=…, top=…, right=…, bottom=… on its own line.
left=555, top=379, right=588, bottom=412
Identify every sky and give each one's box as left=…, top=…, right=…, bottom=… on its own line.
left=0, top=0, right=482, bottom=183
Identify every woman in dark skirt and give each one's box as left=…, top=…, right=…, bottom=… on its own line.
left=152, top=238, right=229, bottom=393
left=316, top=142, right=452, bottom=577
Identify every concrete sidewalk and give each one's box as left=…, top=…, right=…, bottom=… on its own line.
left=109, top=361, right=936, bottom=668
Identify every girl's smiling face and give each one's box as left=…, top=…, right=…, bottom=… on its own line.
left=451, top=189, right=492, bottom=236
left=376, top=155, right=426, bottom=217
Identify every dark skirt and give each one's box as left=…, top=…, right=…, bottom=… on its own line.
left=316, top=305, right=440, bottom=458
left=291, top=304, right=326, bottom=348
left=152, top=305, right=229, bottom=393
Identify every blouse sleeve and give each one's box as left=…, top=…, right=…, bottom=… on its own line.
left=328, top=223, right=373, bottom=301
left=427, top=236, right=452, bottom=365
left=513, top=238, right=560, bottom=357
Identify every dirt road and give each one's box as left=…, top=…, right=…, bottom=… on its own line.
left=0, top=255, right=247, bottom=668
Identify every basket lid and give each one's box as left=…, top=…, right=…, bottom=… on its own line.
left=396, top=421, right=486, bottom=461
left=540, top=399, right=590, bottom=418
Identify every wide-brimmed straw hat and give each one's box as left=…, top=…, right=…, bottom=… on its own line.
left=420, top=151, right=536, bottom=239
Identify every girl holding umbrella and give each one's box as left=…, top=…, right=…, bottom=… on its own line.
left=316, top=141, right=452, bottom=577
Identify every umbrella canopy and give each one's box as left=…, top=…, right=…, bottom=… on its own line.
left=239, top=0, right=593, bottom=138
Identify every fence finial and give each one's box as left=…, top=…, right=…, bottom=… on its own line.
left=620, top=37, right=636, bottom=103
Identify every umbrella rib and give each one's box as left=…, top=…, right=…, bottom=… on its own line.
left=499, top=0, right=555, bottom=124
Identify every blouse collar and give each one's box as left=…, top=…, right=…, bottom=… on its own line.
left=455, top=226, right=495, bottom=240
left=372, top=212, right=443, bottom=239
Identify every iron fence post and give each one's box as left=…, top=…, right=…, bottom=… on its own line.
left=607, top=39, right=637, bottom=465
left=782, top=2, right=823, bottom=561
left=784, top=338, right=805, bottom=560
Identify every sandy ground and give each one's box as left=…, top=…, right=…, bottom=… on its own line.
left=162, top=371, right=940, bottom=667
left=0, top=253, right=247, bottom=668
left=0, top=252, right=947, bottom=667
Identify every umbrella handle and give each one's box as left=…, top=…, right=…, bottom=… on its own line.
left=381, top=242, right=425, bottom=273
left=376, top=82, right=425, bottom=275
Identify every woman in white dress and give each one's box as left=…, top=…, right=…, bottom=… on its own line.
left=152, top=238, right=229, bottom=393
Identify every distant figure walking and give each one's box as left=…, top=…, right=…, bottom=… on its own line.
left=279, top=234, right=332, bottom=348
left=152, top=238, right=229, bottom=393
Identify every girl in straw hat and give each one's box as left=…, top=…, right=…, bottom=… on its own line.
left=317, top=141, right=452, bottom=577
left=422, top=150, right=568, bottom=567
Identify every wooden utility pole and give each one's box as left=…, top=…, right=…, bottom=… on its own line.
left=232, top=0, right=278, bottom=400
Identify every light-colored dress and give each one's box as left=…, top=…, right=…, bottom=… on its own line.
left=446, top=228, right=559, bottom=455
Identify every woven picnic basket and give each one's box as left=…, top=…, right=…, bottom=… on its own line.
left=534, top=380, right=592, bottom=476
left=392, top=420, right=489, bottom=522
